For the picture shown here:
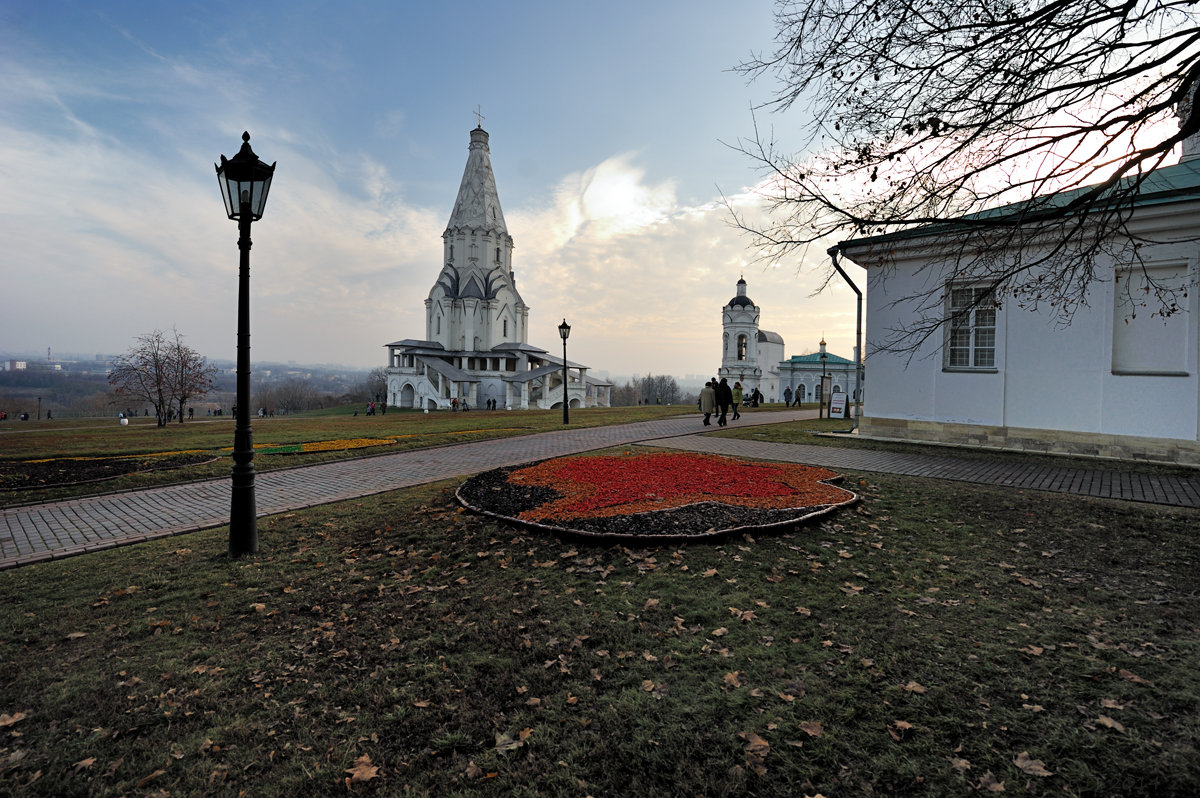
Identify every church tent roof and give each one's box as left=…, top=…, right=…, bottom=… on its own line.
left=446, top=127, right=508, bottom=236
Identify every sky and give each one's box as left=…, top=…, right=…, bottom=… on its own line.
left=0, top=0, right=863, bottom=380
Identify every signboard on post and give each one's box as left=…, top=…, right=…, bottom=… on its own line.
left=830, top=392, right=848, bottom=419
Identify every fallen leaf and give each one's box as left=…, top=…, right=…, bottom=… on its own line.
left=800, top=720, right=824, bottom=737
left=711, top=627, right=729, bottom=637
left=1018, top=645, right=1044, bottom=656
left=978, top=771, right=1005, bottom=792
left=643, top=598, right=660, bottom=611
left=0, top=712, right=28, bottom=727
left=949, top=756, right=971, bottom=772
left=1117, top=668, right=1152, bottom=685
left=137, top=769, right=166, bottom=788
left=723, top=672, right=746, bottom=688
left=73, top=757, right=96, bottom=772
left=740, top=730, right=770, bottom=758
left=344, top=754, right=379, bottom=785
left=465, top=761, right=484, bottom=779
left=1014, top=751, right=1052, bottom=777
left=1096, top=715, right=1125, bottom=732
left=1100, top=698, right=1129, bottom=710
left=902, top=681, right=927, bottom=694
left=250, top=603, right=266, bottom=613
left=66, top=632, right=88, bottom=640
left=494, top=732, right=522, bottom=753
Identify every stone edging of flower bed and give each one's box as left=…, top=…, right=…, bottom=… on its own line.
left=455, top=489, right=857, bottom=543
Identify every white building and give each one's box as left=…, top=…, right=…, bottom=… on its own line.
left=385, top=126, right=610, bottom=411
left=778, top=338, right=861, bottom=407
left=838, top=136, right=1200, bottom=464
left=718, top=278, right=785, bottom=401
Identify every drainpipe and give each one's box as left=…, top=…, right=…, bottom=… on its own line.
left=826, top=245, right=863, bottom=433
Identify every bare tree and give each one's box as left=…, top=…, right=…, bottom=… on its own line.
left=109, top=329, right=216, bottom=425
left=733, top=1, right=1200, bottom=352
left=109, top=330, right=173, bottom=426
left=167, top=329, right=216, bottom=423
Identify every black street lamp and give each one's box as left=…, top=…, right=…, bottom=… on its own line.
left=820, top=351, right=828, bottom=419
left=216, top=132, right=276, bottom=557
left=558, top=319, right=571, bottom=424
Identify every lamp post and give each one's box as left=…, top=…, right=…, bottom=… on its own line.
left=216, top=132, right=276, bottom=557
left=820, top=351, right=828, bottom=419
left=558, top=319, right=571, bottom=424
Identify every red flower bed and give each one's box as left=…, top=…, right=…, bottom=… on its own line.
left=510, top=452, right=851, bottom=522
left=456, top=451, right=857, bottom=541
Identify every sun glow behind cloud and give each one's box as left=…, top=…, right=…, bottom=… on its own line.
left=0, top=2, right=860, bottom=380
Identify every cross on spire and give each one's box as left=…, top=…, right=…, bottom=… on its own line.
left=474, top=105, right=485, bottom=128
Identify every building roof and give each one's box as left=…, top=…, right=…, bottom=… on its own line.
left=446, top=127, right=508, bottom=236
left=837, top=158, right=1200, bottom=255
left=786, top=352, right=855, bottom=366
left=757, top=329, right=784, bottom=345
left=415, top=356, right=479, bottom=383
left=385, top=339, right=444, bottom=350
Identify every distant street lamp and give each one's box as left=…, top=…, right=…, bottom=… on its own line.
left=558, top=319, right=571, bottom=425
left=820, top=350, right=828, bottom=419
left=216, top=131, right=276, bottom=557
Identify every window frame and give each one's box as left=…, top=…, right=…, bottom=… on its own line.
left=943, top=283, right=998, bottom=372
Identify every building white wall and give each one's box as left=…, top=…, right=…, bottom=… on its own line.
left=857, top=210, right=1200, bottom=448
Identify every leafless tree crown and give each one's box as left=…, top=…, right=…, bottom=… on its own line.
left=733, top=1, right=1200, bottom=352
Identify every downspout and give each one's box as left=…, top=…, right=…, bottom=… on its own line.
left=826, top=245, right=863, bottom=433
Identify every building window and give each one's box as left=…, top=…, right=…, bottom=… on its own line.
left=1112, top=264, right=1190, bottom=375
left=503, top=319, right=508, bottom=337
left=737, top=334, right=748, bottom=361
left=945, top=284, right=996, bottom=370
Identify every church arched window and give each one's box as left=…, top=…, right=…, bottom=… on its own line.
left=737, top=335, right=748, bottom=361
left=503, top=319, right=508, bottom=337
left=495, top=247, right=501, bottom=262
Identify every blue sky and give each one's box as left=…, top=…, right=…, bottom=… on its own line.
left=0, top=0, right=862, bottom=378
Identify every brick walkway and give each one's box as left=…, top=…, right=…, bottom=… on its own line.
left=3, top=411, right=1197, bottom=569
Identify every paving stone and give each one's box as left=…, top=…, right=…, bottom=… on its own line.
left=2, top=410, right=1197, bottom=569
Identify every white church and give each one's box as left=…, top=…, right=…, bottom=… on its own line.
left=718, top=277, right=861, bottom=405
left=384, top=126, right=610, bottom=411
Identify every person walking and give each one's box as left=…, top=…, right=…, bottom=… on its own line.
left=716, top=377, right=733, bottom=426
left=783, top=386, right=793, bottom=407
left=699, top=380, right=716, bottom=426
left=731, top=382, right=743, bottom=421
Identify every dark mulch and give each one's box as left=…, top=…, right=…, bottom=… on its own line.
left=456, top=464, right=855, bottom=542
left=0, top=454, right=217, bottom=491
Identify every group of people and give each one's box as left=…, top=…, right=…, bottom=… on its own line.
left=699, top=377, right=745, bottom=427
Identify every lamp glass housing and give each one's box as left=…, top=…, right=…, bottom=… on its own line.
left=558, top=319, right=571, bottom=341
left=216, top=132, right=276, bottom=221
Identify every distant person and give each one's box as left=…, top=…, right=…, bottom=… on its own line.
left=716, top=377, right=733, bottom=426
left=731, top=382, right=743, bottom=421
left=699, top=380, right=716, bottom=427
left=783, top=386, right=793, bottom=407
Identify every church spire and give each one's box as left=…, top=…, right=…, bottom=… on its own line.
left=447, top=127, right=508, bottom=235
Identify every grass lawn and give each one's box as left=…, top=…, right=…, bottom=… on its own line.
left=1, top=427, right=1197, bottom=794
left=0, top=405, right=693, bottom=506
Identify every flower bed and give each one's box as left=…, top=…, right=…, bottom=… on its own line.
left=256, top=438, right=396, bottom=454
left=457, top=451, right=857, bottom=542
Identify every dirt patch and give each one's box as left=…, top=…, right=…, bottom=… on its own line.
left=0, top=454, right=218, bottom=490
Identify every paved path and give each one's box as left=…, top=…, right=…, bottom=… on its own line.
left=3, top=411, right=1197, bottom=569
